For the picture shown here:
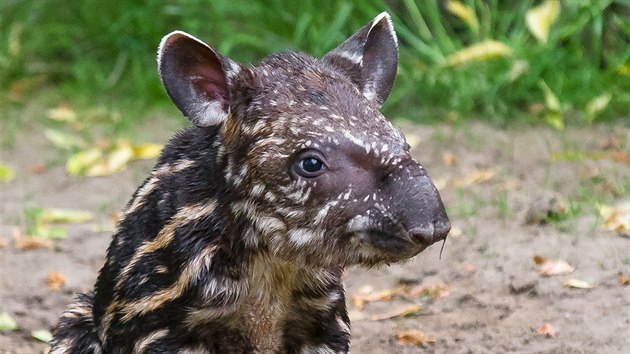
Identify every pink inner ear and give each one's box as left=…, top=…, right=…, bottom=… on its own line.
left=192, top=60, right=229, bottom=110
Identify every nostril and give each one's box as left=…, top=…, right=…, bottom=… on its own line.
left=434, top=220, right=451, bottom=241
left=408, top=224, right=435, bottom=245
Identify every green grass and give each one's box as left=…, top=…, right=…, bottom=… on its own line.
left=1, top=0, right=629, bottom=132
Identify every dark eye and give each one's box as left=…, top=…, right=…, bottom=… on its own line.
left=296, top=156, right=326, bottom=177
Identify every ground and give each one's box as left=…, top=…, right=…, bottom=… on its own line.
left=1, top=121, right=629, bottom=353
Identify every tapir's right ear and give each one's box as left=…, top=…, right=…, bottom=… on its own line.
left=158, top=31, right=242, bottom=127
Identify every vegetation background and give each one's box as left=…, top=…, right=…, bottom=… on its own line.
left=1, top=0, right=629, bottom=140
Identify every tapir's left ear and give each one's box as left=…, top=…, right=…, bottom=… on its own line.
left=323, top=12, right=398, bottom=107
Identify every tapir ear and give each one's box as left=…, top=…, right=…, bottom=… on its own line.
left=158, top=31, right=242, bottom=127
left=323, top=12, right=398, bottom=107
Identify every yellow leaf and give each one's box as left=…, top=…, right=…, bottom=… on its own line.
left=562, top=278, right=593, bottom=289
left=446, top=0, right=479, bottom=32
left=0, top=162, right=15, bottom=182
left=44, top=129, right=85, bottom=150
left=47, top=105, right=77, bottom=123
left=85, top=141, right=134, bottom=177
left=37, top=208, right=93, bottom=224
left=131, top=143, right=163, bottom=160
left=586, top=94, right=611, bottom=122
left=396, top=329, right=436, bottom=346
left=370, top=304, right=422, bottom=321
left=508, top=60, right=529, bottom=82
left=444, top=40, right=512, bottom=67
left=598, top=202, right=630, bottom=236
left=31, top=329, right=53, bottom=343
left=66, top=148, right=102, bottom=176
left=526, top=0, right=560, bottom=44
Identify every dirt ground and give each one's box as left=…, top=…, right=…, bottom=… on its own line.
left=1, top=121, right=629, bottom=353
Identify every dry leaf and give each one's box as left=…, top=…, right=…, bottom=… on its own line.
left=370, top=304, right=422, bottom=321
left=47, top=105, right=77, bottom=123
left=46, top=272, right=67, bottom=291
left=562, top=278, right=593, bottom=289
left=444, top=40, right=512, bottom=67
left=402, top=283, right=450, bottom=300
left=612, top=150, right=630, bottom=165
left=526, top=0, right=560, bottom=44
left=13, top=228, right=53, bottom=250
left=534, top=256, right=575, bottom=276
left=442, top=152, right=458, bottom=166
left=351, top=288, right=399, bottom=310
left=0, top=239, right=7, bottom=249
left=396, top=329, right=436, bottom=346
left=598, top=202, right=630, bottom=236
left=618, top=274, right=629, bottom=286
left=458, top=168, right=496, bottom=186
left=536, top=322, right=556, bottom=338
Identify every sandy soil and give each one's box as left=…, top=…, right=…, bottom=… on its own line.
left=1, top=122, right=629, bottom=353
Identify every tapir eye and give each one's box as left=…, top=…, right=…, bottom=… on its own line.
left=299, top=157, right=325, bottom=175
left=291, top=150, right=326, bottom=178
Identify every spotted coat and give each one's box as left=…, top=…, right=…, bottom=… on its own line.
left=51, top=12, right=450, bottom=354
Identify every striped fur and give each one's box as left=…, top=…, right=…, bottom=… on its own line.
left=52, top=12, right=449, bottom=354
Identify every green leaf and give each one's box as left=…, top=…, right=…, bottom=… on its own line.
left=0, top=312, right=18, bottom=332
left=37, top=208, right=94, bottom=224
left=31, top=329, right=53, bottom=343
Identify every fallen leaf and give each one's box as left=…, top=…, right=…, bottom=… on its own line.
left=561, top=278, right=593, bottom=289
left=0, top=312, right=18, bottom=332
left=612, top=150, right=630, bottom=165
left=441, top=152, right=458, bottom=166
left=534, top=256, right=575, bottom=276
left=0, top=239, right=7, bottom=248
left=598, top=202, right=630, bottom=236
left=370, top=304, right=422, bottom=321
left=351, top=288, right=399, bottom=310
left=44, top=129, right=85, bottom=150
left=38, top=208, right=93, bottom=224
left=458, top=168, right=496, bottom=186
left=47, top=105, right=77, bottom=123
left=444, top=40, right=512, bottom=67
left=396, top=329, right=436, bottom=346
left=536, top=322, right=556, bottom=338
left=13, top=227, right=53, bottom=250
left=31, top=329, right=53, bottom=343
left=402, top=283, right=451, bottom=300
left=0, top=162, right=15, bottom=182
left=66, top=148, right=102, bottom=176
left=131, top=143, right=163, bottom=159
left=28, top=165, right=47, bottom=175
left=445, top=0, right=478, bottom=32
left=618, top=274, right=629, bottom=286
left=84, top=141, right=134, bottom=176
left=526, top=0, right=560, bottom=44
left=46, top=272, right=67, bottom=291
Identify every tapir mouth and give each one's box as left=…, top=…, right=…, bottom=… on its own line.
left=350, top=229, right=430, bottom=261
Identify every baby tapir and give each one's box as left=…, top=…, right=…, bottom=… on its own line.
left=51, top=12, right=450, bottom=354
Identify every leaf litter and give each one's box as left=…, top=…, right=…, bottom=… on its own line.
left=533, top=256, right=575, bottom=276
